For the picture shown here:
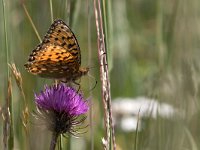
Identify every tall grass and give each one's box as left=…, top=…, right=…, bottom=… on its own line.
left=1, top=0, right=200, bottom=149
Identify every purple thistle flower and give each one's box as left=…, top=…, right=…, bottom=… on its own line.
left=34, top=84, right=89, bottom=136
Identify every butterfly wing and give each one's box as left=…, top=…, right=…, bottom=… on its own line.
left=25, top=19, right=88, bottom=80
left=26, top=19, right=81, bottom=66
left=43, top=19, right=81, bottom=65
left=25, top=44, right=79, bottom=79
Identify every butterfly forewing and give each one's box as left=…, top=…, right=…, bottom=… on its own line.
left=43, top=20, right=81, bottom=65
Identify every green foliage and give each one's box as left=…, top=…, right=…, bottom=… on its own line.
left=1, top=0, right=200, bottom=149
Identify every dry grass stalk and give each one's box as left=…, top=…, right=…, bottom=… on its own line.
left=9, top=63, right=29, bottom=132
left=94, top=0, right=116, bottom=149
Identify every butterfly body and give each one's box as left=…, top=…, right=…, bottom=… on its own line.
left=25, top=19, right=88, bottom=82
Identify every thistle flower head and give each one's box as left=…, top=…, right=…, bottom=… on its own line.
left=34, top=84, right=89, bottom=136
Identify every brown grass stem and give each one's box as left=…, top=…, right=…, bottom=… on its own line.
left=8, top=63, right=30, bottom=136
left=3, top=78, right=13, bottom=149
left=94, top=0, right=116, bottom=149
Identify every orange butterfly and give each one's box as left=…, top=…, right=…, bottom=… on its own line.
left=25, top=19, right=89, bottom=82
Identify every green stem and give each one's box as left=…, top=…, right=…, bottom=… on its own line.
left=22, top=3, right=42, bottom=42
left=49, top=132, right=59, bottom=150
left=49, top=0, right=54, bottom=22
left=2, top=0, right=14, bottom=149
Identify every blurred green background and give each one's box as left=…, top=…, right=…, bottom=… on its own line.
left=1, top=0, right=200, bottom=150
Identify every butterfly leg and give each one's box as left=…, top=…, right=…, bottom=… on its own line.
left=87, top=73, right=98, bottom=91
left=72, top=80, right=81, bottom=92
left=54, top=79, right=62, bottom=87
left=89, top=80, right=97, bottom=91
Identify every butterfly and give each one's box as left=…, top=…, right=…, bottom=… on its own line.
left=24, top=19, right=89, bottom=83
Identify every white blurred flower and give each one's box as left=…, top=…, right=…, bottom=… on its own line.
left=112, top=97, right=180, bottom=132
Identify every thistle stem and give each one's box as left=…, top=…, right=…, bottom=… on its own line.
left=49, top=132, right=59, bottom=150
